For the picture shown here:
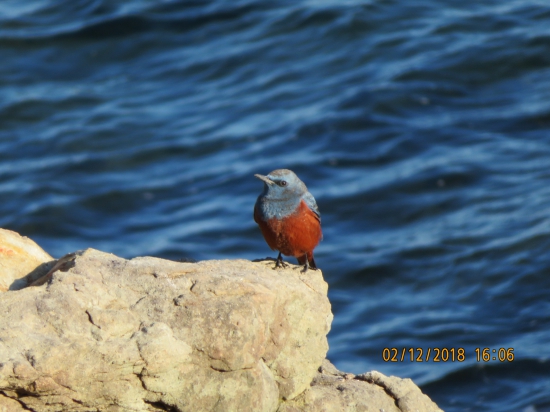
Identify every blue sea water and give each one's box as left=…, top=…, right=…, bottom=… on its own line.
left=1, top=1, right=550, bottom=410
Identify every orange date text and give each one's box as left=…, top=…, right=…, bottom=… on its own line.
left=381, top=347, right=466, bottom=362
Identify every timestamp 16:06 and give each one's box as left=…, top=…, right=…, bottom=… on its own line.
left=381, top=347, right=514, bottom=362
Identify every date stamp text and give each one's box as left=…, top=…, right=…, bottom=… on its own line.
left=381, top=347, right=514, bottom=362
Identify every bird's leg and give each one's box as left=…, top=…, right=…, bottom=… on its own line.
left=300, top=254, right=318, bottom=273
left=300, top=258, right=309, bottom=273
left=274, top=252, right=288, bottom=269
left=309, top=256, right=318, bottom=271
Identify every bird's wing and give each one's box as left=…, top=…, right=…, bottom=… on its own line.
left=302, top=192, right=321, bottom=222
left=253, top=200, right=263, bottom=224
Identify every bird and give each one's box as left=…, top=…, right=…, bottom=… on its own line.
left=253, top=169, right=322, bottom=273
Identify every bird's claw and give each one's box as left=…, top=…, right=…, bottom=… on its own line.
left=274, top=259, right=289, bottom=269
left=274, top=252, right=288, bottom=270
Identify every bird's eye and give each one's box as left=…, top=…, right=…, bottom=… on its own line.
left=280, top=180, right=287, bottom=186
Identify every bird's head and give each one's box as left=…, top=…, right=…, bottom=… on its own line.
left=254, top=169, right=307, bottom=200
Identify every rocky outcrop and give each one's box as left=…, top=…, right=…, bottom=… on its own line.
left=0, top=229, right=55, bottom=291
left=0, top=249, right=332, bottom=411
left=0, top=232, right=443, bottom=412
left=279, top=359, right=443, bottom=412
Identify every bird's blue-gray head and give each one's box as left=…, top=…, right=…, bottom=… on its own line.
left=255, top=169, right=320, bottom=220
left=254, top=169, right=307, bottom=201
left=254, top=169, right=307, bottom=196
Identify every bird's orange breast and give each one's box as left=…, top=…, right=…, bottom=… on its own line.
left=254, top=200, right=322, bottom=258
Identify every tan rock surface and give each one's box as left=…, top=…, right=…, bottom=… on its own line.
left=0, top=234, right=444, bottom=412
left=278, top=359, right=443, bottom=412
left=0, top=228, right=55, bottom=292
left=0, top=248, right=332, bottom=412
left=0, top=394, right=26, bottom=412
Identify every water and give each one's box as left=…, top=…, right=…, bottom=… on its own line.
left=2, top=1, right=550, bottom=410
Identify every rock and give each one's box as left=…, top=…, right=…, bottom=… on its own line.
left=0, top=228, right=55, bottom=291
left=278, top=359, right=443, bottom=412
left=0, top=395, right=26, bottom=412
left=0, top=248, right=332, bottom=412
left=355, top=369, right=443, bottom=412
left=0, top=233, right=444, bottom=411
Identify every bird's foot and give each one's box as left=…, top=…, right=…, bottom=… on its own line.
left=300, top=263, right=319, bottom=273
left=299, top=254, right=319, bottom=273
left=300, top=264, right=319, bottom=273
left=275, top=260, right=289, bottom=269
left=274, top=252, right=289, bottom=270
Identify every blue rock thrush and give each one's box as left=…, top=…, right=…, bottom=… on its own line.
left=254, top=169, right=322, bottom=272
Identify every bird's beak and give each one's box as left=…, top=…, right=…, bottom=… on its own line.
left=254, top=174, right=274, bottom=185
